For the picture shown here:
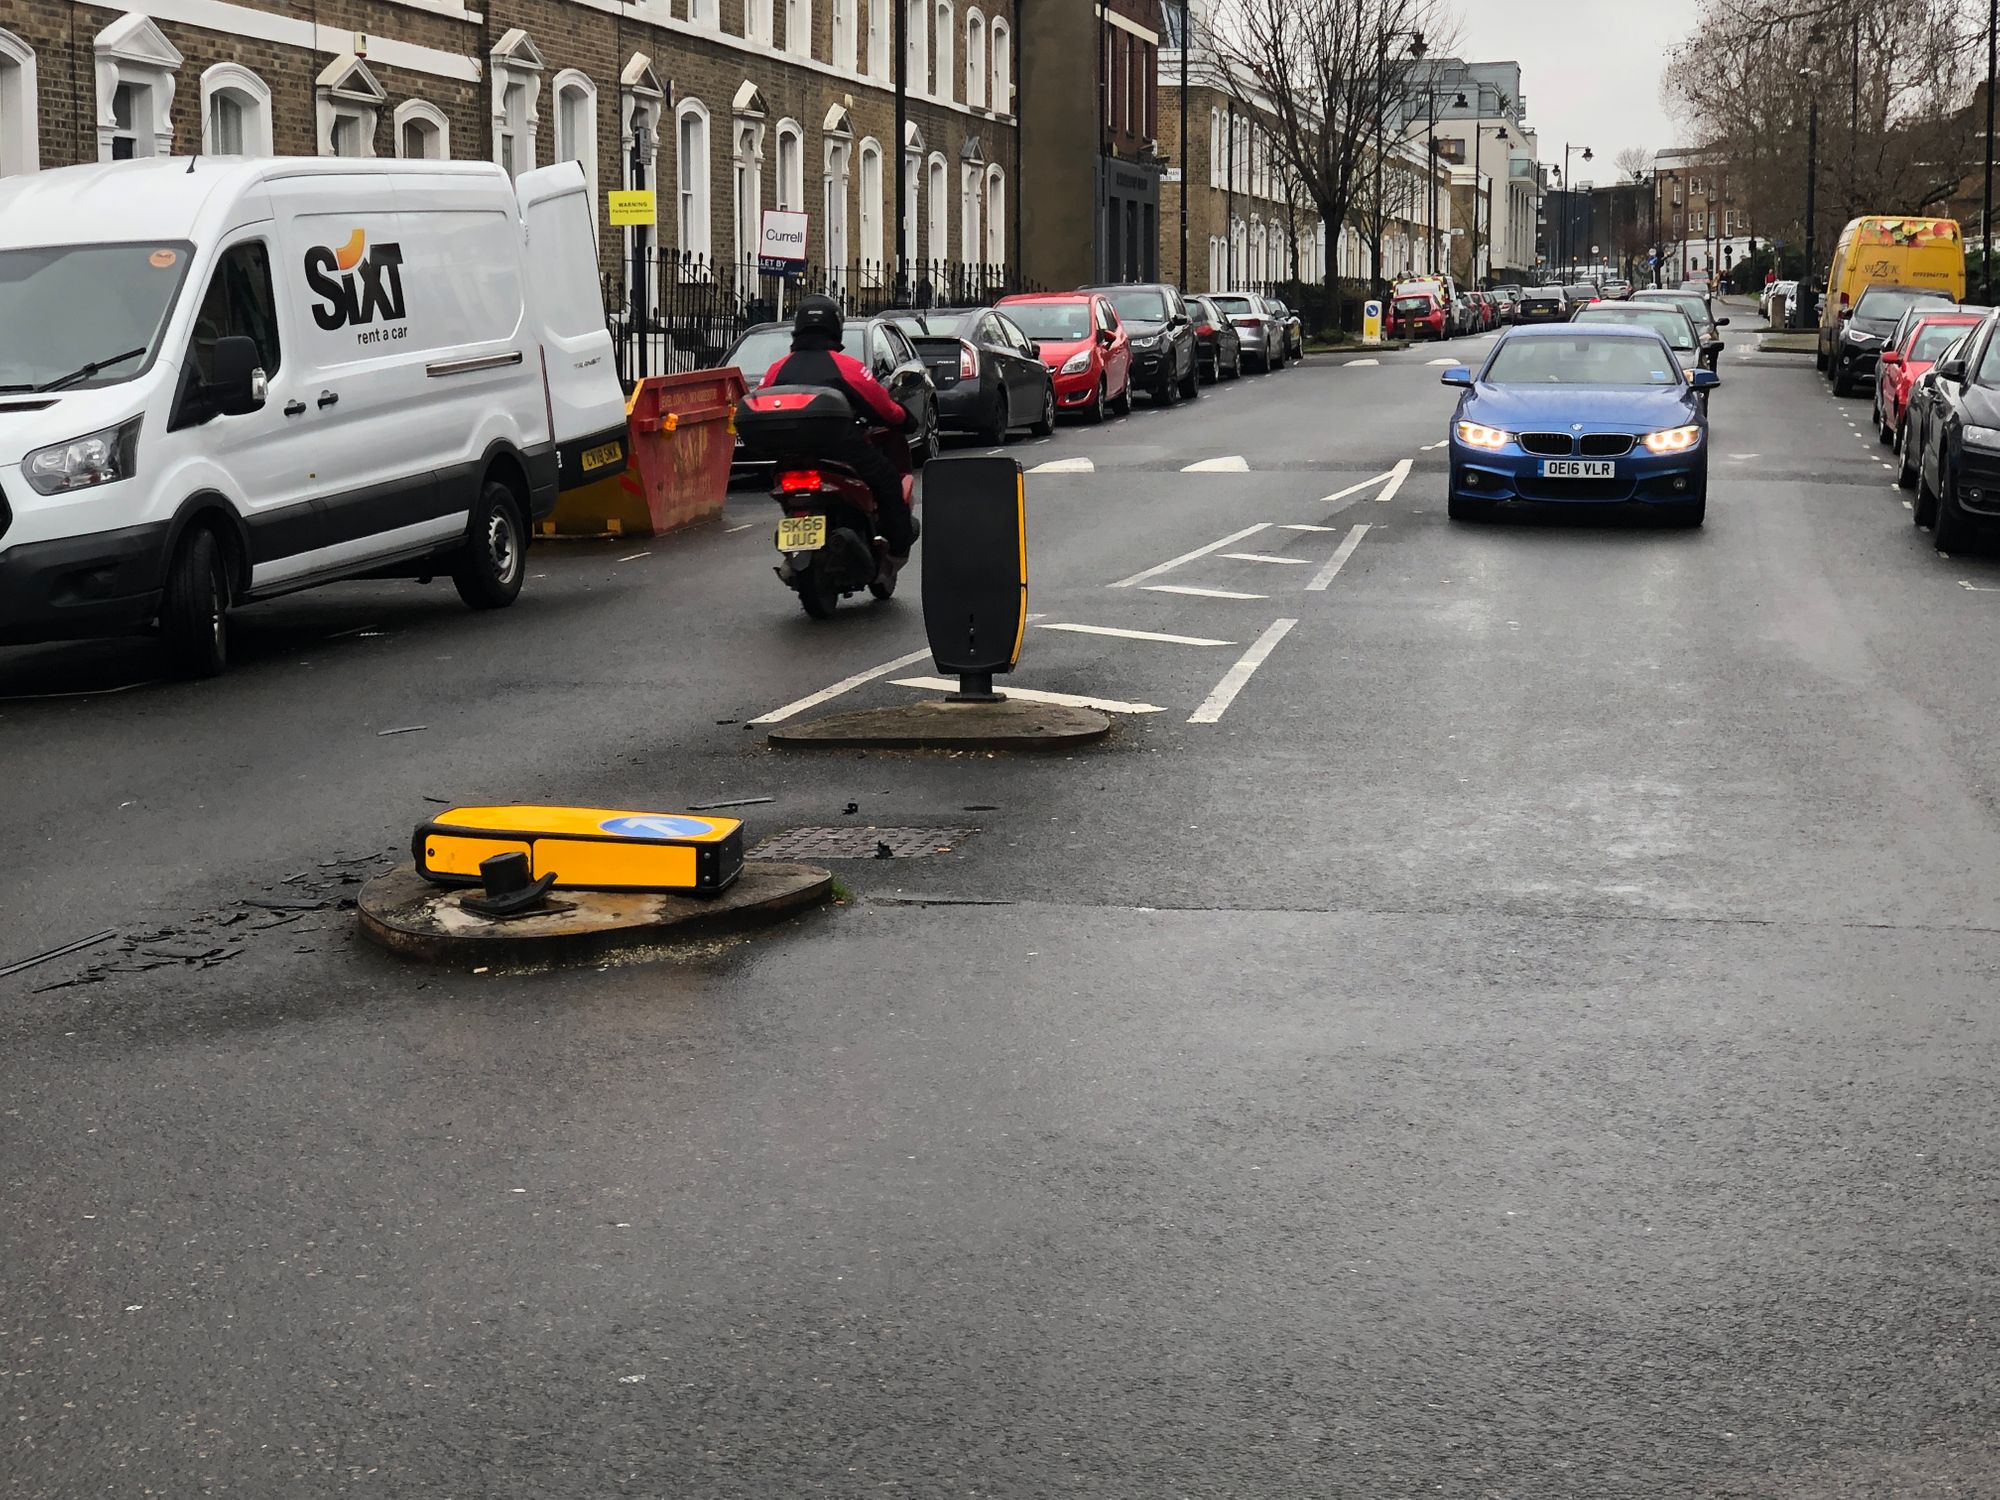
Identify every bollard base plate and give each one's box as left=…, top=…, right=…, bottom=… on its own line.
left=768, top=696, right=1111, bottom=751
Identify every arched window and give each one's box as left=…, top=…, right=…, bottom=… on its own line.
left=867, top=0, right=890, bottom=78
left=200, top=63, right=272, bottom=157
left=317, top=54, right=385, bottom=159
left=858, top=138, right=884, bottom=275
left=1209, top=108, right=1221, bottom=188
left=965, top=10, right=987, bottom=109
left=989, top=19, right=1010, bottom=114
left=775, top=118, right=804, bottom=212
left=903, top=124, right=923, bottom=269
left=676, top=99, right=712, bottom=263
left=824, top=136, right=851, bottom=270
left=394, top=99, right=450, bottom=160
left=984, top=164, right=1005, bottom=268
left=925, top=152, right=948, bottom=266
left=94, top=13, right=182, bottom=161
left=959, top=160, right=981, bottom=263
left=934, top=1, right=954, bottom=103
left=906, top=0, right=929, bottom=94
left=732, top=92, right=766, bottom=280
left=0, top=29, right=39, bottom=176
left=489, top=29, right=543, bottom=177
left=744, top=0, right=773, bottom=44
left=833, top=0, right=857, bottom=72
left=552, top=70, right=599, bottom=213
left=688, top=0, right=719, bottom=24
left=785, top=0, right=813, bottom=57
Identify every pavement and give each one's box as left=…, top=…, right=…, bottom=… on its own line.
left=6, top=296, right=2000, bottom=1496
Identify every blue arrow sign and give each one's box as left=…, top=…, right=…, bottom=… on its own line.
left=600, top=814, right=717, bottom=839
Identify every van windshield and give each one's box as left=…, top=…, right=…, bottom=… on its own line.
left=0, top=243, right=195, bottom=392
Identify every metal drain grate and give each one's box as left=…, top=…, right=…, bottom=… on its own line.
left=751, top=826, right=977, bottom=860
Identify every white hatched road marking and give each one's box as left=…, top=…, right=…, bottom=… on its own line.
left=1319, top=471, right=1396, bottom=505
left=1344, top=358, right=1380, bottom=367
left=1306, top=524, right=1372, bottom=592
left=1960, top=580, right=2000, bottom=592
left=893, top=679, right=1166, bottom=714
left=1282, top=523, right=1341, bottom=532
left=1112, top=523, right=1272, bottom=588
left=750, top=646, right=938, bottom=725
left=1374, top=457, right=1413, bottom=503
left=1427, top=358, right=1460, bottom=366
left=1039, top=622, right=1235, bottom=646
left=1188, top=619, right=1299, bottom=724
left=1222, top=552, right=1312, bottom=565
left=1144, top=584, right=1268, bottom=600
left=1029, top=456, right=1095, bottom=474
left=1182, top=455, right=1251, bottom=473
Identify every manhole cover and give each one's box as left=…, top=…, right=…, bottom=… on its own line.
left=751, top=827, right=977, bottom=860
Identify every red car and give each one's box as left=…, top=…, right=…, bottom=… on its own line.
left=1389, top=289, right=1445, bottom=341
left=1876, top=311, right=1981, bottom=449
left=995, top=292, right=1132, bottom=423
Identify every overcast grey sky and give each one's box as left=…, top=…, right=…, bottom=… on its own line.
left=1453, top=0, right=1702, bottom=176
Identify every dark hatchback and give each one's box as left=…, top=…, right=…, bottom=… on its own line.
left=1189, top=295, right=1244, bottom=381
left=1516, top=287, right=1568, bottom=324
left=1080, top=283, right=1201, bottom=404
left=1826, top=283, right=1958, bottom=397
left=884, top=306, right=1056, bottom=443
left=722, top=317, right=940, bottom=482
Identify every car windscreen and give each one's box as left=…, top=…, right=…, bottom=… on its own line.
left=1482, top=335, right=1681, bottom=386
left=1911, top=322, right=1977, bottom=361
left=1103, top=288, right=1168, bottom=323
left=1004, top=302, right=1093, bottom=341
left=1639, top=294, right=1710, bottom=326
left=1393, top=296, right=1435, bottom=312
left=1209, top=295, right=1256, bottom=316
left=1574, top=307, right=1697, bottom=351
left=887, top=311, right=980, bottom=340
left=1856, top=287, right=1950, bottom=321
left=727, top=325, right=868, bottom=384
left=0, top=242, right=196, bottom=393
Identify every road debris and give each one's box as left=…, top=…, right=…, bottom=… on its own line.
left=0, top=931, right=118, bottom=980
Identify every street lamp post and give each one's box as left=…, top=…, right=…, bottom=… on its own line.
left=1560, top=143, right=1592, bottom=278
left=1984, top=0, right=1996, bottom=301
left=1470, top=124, right=1509, bottom=288
left=1372, top=29, right=1425, bottom=303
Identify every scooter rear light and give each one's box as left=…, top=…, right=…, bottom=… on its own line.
left=960, top=343, right=980, bottom=378
left=778, top=469, right=824, bottom=493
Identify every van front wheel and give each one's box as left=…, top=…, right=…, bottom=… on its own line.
left=453, top=480, right=526, bottom=610
left=160, top=526, right=230, bottom=678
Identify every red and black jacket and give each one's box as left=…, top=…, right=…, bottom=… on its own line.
left=761, top=346, right=913, bottom=431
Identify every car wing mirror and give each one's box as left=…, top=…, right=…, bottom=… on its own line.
left=1098, top=328, right=1115, bottom=345
left=207, top=334, right=267, bottom=415
left=1439, top=366, right=1474, bottom=388
left=1715, top=317, right=1731, bottom=327
left=1877, top=350, right=1902, bottom=366
left=1690, top=369, right=1720, bottom=391
left=1938, top=357, right=1969, bottom=382
left=1703, top=339, right=1725, bottom=354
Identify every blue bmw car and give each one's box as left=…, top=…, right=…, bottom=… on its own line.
left=1440, top=324, right=1720, bottom=526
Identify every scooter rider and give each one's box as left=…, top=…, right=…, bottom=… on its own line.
left=759, top=295, right=920, bottom=561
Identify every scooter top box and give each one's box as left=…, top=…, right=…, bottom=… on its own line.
left=736, top=385, right=862, bottom=453
left=414, top=805, right=744, bottom=895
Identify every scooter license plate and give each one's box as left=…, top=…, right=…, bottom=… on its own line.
left=777, top=516, right=828, bottom=552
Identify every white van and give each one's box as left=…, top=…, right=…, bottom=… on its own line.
left=0, top=156, right=627, bottom=675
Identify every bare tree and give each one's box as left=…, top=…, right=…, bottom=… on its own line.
left=1614, top=146, right=1651, bottom=181
left=1203, top=0, right=1457, bottom=324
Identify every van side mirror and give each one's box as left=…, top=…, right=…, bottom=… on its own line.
left=207, top=335, right=267, bottom=415
left=1439, top=367, right=1473, bottom=388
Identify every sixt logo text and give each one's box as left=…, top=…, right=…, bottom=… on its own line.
left=305, top=229, right=408, bottom=336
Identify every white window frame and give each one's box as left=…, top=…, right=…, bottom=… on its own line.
left=903, top=123, right=923, bottom=270
left=926, top=151, right=948, bottom=265
left=867, top=0, right=890, bottom=79
left=824, top=134, right=852, bottom=270
left=833, top=0, right=857, bottom=72
left=394, top=98, right=451, bottom=159
left=745, top=0, right=774, bottom=46
left=621, top=54, right=666, bottom=315
left=775, top=117, right=805, bottom=213
left=984, top=163, right=1004, bottom=268
left=688, top=0, right=720, bottom=27
left=906, top=0, right=930, bottom=94
left=733, top=85, right=768, bottom=279
left=490, top=29, right=545, bottom=179
left=676, top=98, right=713, bottom=264
left=200, top=62, right=272, bottom=157
left=316, top=54, right=385, bottom=159
left=785, top=0, right=813, bottom=58
left=552, top=69, right=600, bottom=215
left=964, top=10, right=986, bottom=109
left=858, top=137, right=884, bottom=275
left=1209, top=108, right=1221, bottom=188
left=0, top=29, right=38, bottom=176
left=934, top=0, right=955, bottom=103
left=989, top=19, right=1011, bottom=115
left=93, top=13, right=181, bottom=162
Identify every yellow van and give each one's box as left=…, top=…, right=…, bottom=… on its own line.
left=1818, top=216, right=1965, bottom=379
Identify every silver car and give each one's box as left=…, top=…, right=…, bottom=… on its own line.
left=1209, top=292, right=1290, bottom=372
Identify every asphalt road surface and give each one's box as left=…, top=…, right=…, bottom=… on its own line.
left=7, top=301, right=2000, bottom=1496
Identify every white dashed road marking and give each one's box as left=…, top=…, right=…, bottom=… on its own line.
left=1112, top=523, right=1272, bottom=588
left=1029, top=456, right=1095, bottom=474
left=1144, top=584, right=1268, bottom=600
left=1188, top=619, right=1299, bottom=724
left=1039, top=623, right=1235, bottom=646
left=1306, top=524, right=1372, bottom=592
left=749, top=646, right=938, bottom=726
left=1344, top=358, right=1380, bottom=367
left=1222, top=552, right=1312, bottom=565
left=1181, top=455, right=1251, bottom=473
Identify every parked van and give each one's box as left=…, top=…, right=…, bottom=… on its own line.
left=0, top=156, right=627, bottom=676
left=1816, top=216, right=1965, bottom=370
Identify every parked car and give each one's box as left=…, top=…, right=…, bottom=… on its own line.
left=723, top=315, right=940, bottom=481
left=1824, top=283, right=1957, bottom=397
left=0, top=156, right=628, bottom=677
left=1266, top=297, right=1306, bottom=359
left=995, top=291, right=1133, bottom=423
left=1515, top=286, right=1569, bottom=324
left=1209, top=292, right=1288, bottom=372
left=1912, top=311, right=2000, bottom=551
left=1899, top=326, right=1979, bottom=491
left=1600, top=279, right=1634, bottom=300
left=885, top=306, right=1056, bottom=443
left=1188, top=295, right=1244, bottom=381
left=1572, top=302, right=1712, bottom=392
left=1631, top=289, right=1728, bottom=368
left=1390, top=287, right=1447, bottom=340
left=1492, top=285, right=1522, bottom=321
left=1079, top=283, right=1200, bottom=404
left=1875, top=309, right=1981, bottom=447
left=1761, top=278, right=1799, bottom=323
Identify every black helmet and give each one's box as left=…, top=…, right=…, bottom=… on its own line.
left=792, top=294, right=843, bottom=346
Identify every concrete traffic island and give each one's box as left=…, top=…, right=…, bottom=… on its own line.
left=766, top=696, right=1112, bottom=751
left=357, top=861, right=833, bottom=967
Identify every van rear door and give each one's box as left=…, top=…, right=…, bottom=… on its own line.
left=515, top=163, right=628, bottom=491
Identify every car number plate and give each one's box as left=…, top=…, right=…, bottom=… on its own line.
left=1540, top=459, right=1615, bottom=478
left=776, top=516, right=828, bottom=552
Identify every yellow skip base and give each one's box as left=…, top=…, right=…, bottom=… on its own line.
left=414, top=805, right=744, bottom=895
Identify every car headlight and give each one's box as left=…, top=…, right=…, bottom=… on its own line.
left=1132, top=334, right=1160, bottom=351
left=1455, top=421, right=1513, bottom=450
left=1642, top=424, right=1703, bottom=454
left=1962, top=424, right=2000, bottom=453
left=1846, top=330, right=1881, bottom=347
left=23, top=417, right=141, bottom=495
left=1060, top=350, right=1093, bottom=375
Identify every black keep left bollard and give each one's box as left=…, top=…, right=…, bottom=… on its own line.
left=919, top=455, right=1027, bottom=702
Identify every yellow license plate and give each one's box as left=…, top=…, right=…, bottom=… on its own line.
left=581, top=441, right=623, bottom=472
left=777, top=515, right=828, bottom=552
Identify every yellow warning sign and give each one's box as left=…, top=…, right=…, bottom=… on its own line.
left=415, top=805, right=743, bottom=895
left=607, top=190, right=658, bottom=227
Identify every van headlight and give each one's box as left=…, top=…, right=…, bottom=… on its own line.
left=1060, top=350, right=1093, bottom=374
left=23, top=418, right=141, bottom=495
left=1643, top=424, right=1703, bottom=454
